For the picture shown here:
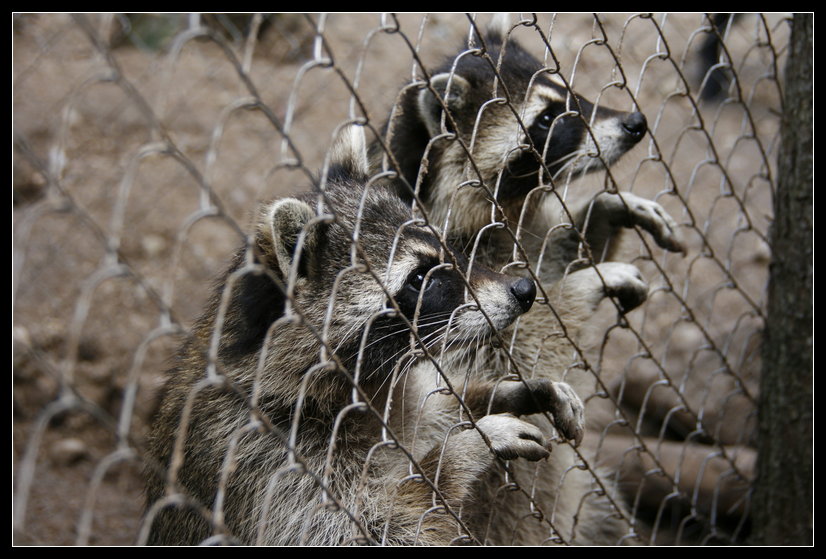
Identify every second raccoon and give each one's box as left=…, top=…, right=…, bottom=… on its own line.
left=373, top=22, right=684, bottom=293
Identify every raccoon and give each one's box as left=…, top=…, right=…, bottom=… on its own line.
left=369, top=20, right=686, bottom=544
left=142, top=125, right=587, bottom=546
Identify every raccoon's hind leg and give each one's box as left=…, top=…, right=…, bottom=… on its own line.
left=579, top=191, right=685, bottom=261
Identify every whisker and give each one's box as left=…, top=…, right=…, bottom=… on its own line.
left=332, top=319, right=371, bottom=354
left=335, top=311, right=454, bottom=359
left=353, top=314, right=454, bottom=355
left=358, top=321, right=452, bottom=382
left=547, top=148, right=589, bottom=169
left=365, top=322, right=456, bottom=398
left=552, top=151, right=592, bottom=181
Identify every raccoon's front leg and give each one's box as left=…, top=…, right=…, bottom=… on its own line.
left=469, top=413, right=553, bottom=461
left=465, top=379, right=585, bottom=445
left=417, top=414, right=551, bottom=482
left=579, top=191, right=684, bottom=260
left=389, top=414, right=549, bottom=544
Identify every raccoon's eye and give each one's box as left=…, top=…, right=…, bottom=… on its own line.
left=535, top=109, right=557, bottom=130
left=406, top=268, right=436, bottom=293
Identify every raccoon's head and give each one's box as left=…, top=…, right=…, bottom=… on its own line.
left=381, top=27, right=646, bottom=237
left=221, top=125, right=535, bottom=386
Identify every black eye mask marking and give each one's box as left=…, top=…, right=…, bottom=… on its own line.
left=390, top=259, right=465, bottom=327
left=533, top=102, right=567, bottom=131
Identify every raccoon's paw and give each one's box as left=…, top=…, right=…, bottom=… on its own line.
left=598, top=261, right=649, bottom=313
left=544, top=381, right=585, bottom=446
left=491, top=379, right=585, bottom=445
left=562, top=262, right=648, bottom=313
left=475, top=414, right=550, bottom=462
left=596, top=192, right=685, bottom=253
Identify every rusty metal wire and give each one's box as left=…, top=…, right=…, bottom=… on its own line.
left=13, top=13, right=789, bottom=545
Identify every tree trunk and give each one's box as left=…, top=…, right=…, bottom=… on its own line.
left=750, top=13, right=813, bottom=546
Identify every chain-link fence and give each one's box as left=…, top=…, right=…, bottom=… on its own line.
left=13, top=13, right=797, bottom=545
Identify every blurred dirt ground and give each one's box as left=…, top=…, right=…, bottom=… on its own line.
left=13, top=13, right=788, bottom=545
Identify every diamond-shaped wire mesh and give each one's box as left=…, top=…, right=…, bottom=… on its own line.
left=13, top=13, right=790, bottom=545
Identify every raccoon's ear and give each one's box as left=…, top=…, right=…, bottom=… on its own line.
left=486, top=13, right=512, bottom=41
left=416, top=73, right=471, bottom=137
left=328, top=123, right=370, bottom=180
left=262, top=198, right=326, bottom=280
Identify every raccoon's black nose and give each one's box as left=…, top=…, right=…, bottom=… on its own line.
left=621, top=111, right=647, bottom=140
left=510, top=277, right=536, bottom=313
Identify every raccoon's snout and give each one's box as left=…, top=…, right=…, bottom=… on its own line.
left=621, top=111, right=647, bottom=141
left=509, top=277, right=536, bottom=314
